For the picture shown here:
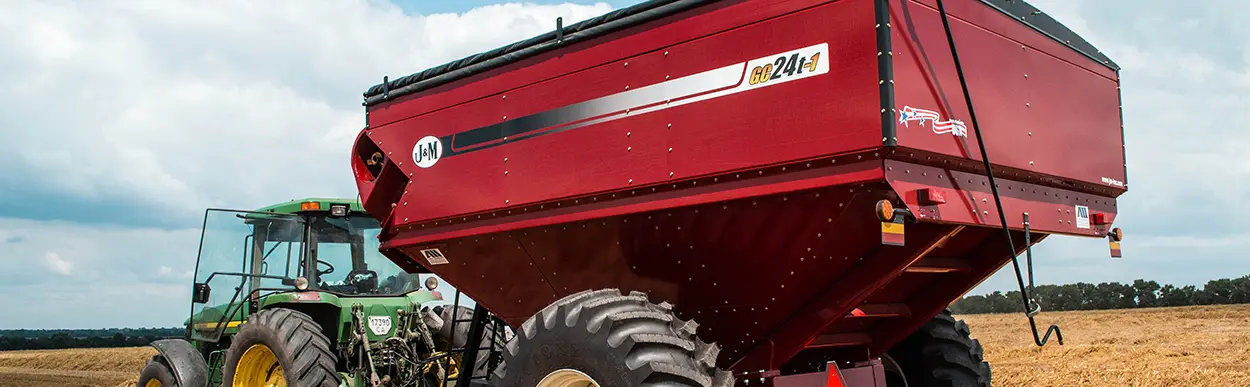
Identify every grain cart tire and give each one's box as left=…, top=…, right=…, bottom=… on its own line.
left=884, top=309, right=990, bottom=387
left=137, top=358, right=177, bottom=387
left=222, top=308, right=340, bottom=387
left=491, top=288, right=733, bottom=387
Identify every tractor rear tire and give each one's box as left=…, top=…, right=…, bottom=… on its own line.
left=136, top=357, right=177, bottom=387
left=222, top=308, right=340, bottom=387
left=491, top=288, right=733, bottom=387
left=425, top=304, right=512, bottom=379
left=884, top=309, right=991, bottom=387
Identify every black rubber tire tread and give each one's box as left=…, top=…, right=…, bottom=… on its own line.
left=427, top=304, right=512, bottom=379
left=222, top=307, right=340, bottom=387
left=885, top=309, right=991, bottom=387
left=491, top=288, right=733, bottom=387
left=137, top=356, right=178, bottom=387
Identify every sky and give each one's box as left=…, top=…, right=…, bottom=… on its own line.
left=0, top=0, right=1244, bottom=329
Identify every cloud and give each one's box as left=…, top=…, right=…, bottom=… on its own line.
left=0, top=0, right=613, bottom=230
left=0, top=0, right=613, bottom=329
left=43, top=252, right=74, bottom=276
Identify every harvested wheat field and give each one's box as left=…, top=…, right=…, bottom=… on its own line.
left=0, top=346, right=155, bottom=387
left=958, top=304, right=1250, bottom=386
left=0, top=305, right=1246, bottom=386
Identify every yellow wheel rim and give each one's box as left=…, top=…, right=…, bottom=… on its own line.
left=144, top=379, right=162, bottom=387
left=448, top=354, right=460, bottom=379
left=422, top=352, right=461, bottom=381
left=537, top=369, right=600, bottom=387
left=233, top=344, right=286, bottom=387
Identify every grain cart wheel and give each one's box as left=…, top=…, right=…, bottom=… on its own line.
left=492, top=289, right=733, bottom=387
left=884, top=310, right=990, bottom=387
left=136, top=357, right=177, bottom=387
left=222, top=308, right=340, bottom=387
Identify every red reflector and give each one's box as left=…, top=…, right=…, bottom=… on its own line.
left=917, top=188, right=946, bottom=205
left=826, top=365, right=846, bottom=387
left=1092, top=212, right=1111, bottom=225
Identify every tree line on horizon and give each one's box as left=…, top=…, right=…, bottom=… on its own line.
left=3, top=276, right=1248, bottom=351
left=0, top=327, right=183, bottom=351
left=950, top=274, right=1250, bottom=314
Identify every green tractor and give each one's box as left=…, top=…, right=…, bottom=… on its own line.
left=138, top=198, right=507, bottom=387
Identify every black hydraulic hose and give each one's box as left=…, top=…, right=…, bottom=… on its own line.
left=934, top=0, right=1061, bottom=346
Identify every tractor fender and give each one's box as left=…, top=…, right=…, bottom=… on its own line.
left=149, top=338, right=209, bottom=387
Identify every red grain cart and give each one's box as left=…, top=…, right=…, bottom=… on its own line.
left=351, top=0, right=1126, bottom=386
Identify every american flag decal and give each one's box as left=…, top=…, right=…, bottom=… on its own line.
left=898, top=106, right=968, bottom=137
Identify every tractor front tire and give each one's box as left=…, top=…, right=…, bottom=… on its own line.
left=222, top=308, right=340, bottom=387
left=492, top=289, right=733, bottom=387
left=885, top=309, right=991, bottom=387
left=136, top=357, right=177, bottom=387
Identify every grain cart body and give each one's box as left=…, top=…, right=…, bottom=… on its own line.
left=351, top=0, right=1125, bottom=384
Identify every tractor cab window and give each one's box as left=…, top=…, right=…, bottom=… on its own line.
left=189, top=209, right=305, bottom=342
left=307, top=213, right=420, bottom=296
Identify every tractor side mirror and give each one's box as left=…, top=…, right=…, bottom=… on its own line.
left=192, top=283, right=211, bottom=304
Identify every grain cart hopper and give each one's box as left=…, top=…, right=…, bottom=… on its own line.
left=351, top=0, right=1127, bottom=386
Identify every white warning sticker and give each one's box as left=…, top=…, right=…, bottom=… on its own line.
left=420, top=248, right=449, bottom=265
left=1075, top=205, right=1090, bottom=229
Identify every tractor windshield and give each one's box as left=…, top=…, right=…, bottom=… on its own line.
left=187, top=208, right=431, bottom=342
left=307, top=213, right=420, bottom=296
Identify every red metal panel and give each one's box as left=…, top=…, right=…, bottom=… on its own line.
left=364, top=0, right=882, bottom=226
left=383, top=178, right=898, bottom=366
left=888, top=0, right=1126, bottom=190
left=866, top=230, right=1046, bottom=355
left=366, top=0, right=843, bottom=127
left=732, top=219, right=964, bottom=371
left=885, top=159, right=1120, bottom=236
left=381, top=158, right=884, bottom=246
left=394, top=236, right=560, bottom=322
left=902, top=0, right=1116, bottom=79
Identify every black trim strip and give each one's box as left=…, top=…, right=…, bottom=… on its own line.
left=434, top=61, right=747, bottom=158
left=1117, top=71, right=1127, bottom=187
left=876, top=0, right=897, bottom=147
left=362, top=0, right=720, bottom=106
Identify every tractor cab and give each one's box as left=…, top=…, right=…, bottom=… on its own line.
left=144, top=198, right=499, bottom=387
left=186, top=198, right=446, bottom=343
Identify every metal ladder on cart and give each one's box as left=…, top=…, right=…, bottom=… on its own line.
left=436, top=288, right=508, bottom=387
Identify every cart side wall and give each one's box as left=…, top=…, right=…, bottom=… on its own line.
left=356, top=0, right=885, bottom=226
left=887, top=0, right=1126, bottom=191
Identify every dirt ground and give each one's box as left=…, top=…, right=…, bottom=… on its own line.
left=0, top=304, right=1246, bottom=386
left=958, top=304, right=1250, bottom=386
left=0, top=346, right=154, bottom=387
